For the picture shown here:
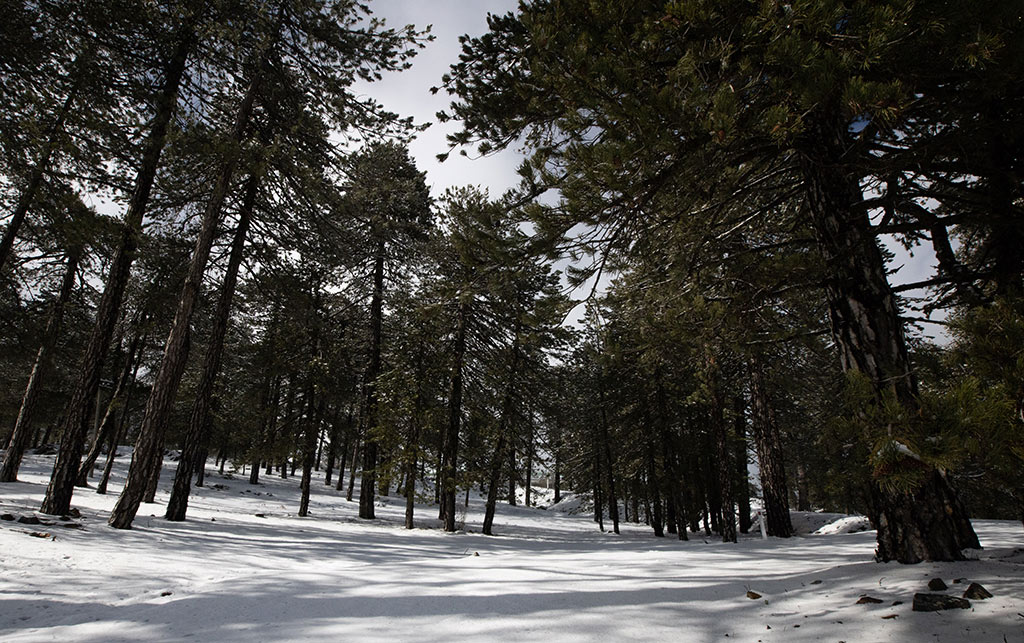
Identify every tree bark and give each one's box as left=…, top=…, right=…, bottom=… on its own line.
left=40, top=28, right=194, bottom=516
left=800, top=117, right=979, bottom=562
left=109, top=59, right=264, bottom=529
left=358, top=240, right=386, bottom=519
left=165, top=171, right=259, bottom=521
left=1, top=245, right=80, bottom=482
left=440, top=298, right=468, bottom=532
left=298, top=388, right=322, bottom=517
left=597, top=380, right=619, bottom=534
left=748, top=355, right=792, bottom=537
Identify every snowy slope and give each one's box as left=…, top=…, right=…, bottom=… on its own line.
left=1, top=452, right=1022, bottom=642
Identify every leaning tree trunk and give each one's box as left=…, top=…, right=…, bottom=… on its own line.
left=748, top=354, right=793, bottom=538
left=96, top=327, right=147, bottom=495
left=1, top=244, right=80, bottom=482
left=109, top=59, right=264, bottom=529
left=800, top=116, right=979, bottom=562
left=165, top=172, right=259, bottom=521
left=77, top=315, right=141, bottom=486
left=358, top=240, right=386, bottom=520
left=40, top=29, right=194, bottom=517
left=483, top=332, right=521, bottom=535
left=440, top=299, right=468, bottom=532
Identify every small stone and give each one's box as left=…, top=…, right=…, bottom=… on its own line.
left=810, top=579, right=823, bottom=585
left=254, top=513, right=266, bottom=518
left=160, top=591, right=172, bottom=597
left=856, top=596, right=884, bottom=604
left=927, top=578, right=948, bottom=591
left=17, top=515, right=40, bottom=525
left=881, top=614, right=898, bottom=620
left=474, top=552, right=479, bottom=556
left=746, top=591, right=762, bottom=599
left=0, top=513, right=14, bottom=521
left=912, top=593, right=971, bottom=612
left=952, top=578, right=967, bottom=584
left=962, top=583, right=993, bottom=600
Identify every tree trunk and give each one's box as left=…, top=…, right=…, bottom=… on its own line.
left=298, top=389, right=322, bottom=518
left=597, top=380, right=619, bottom=535
left=482, top=433, right=508, bottom=536
left=97, top=329, right=146, bottom=496
left=109, top=53, right=265, bottom=529
left=346, top=440, right=359, bottom=502
left=40, top=28, right=194, bottom=516
left=1, top=244, right=80, bottom=482
left=440, top=299, right=468, bottom=532
left=748, top=354, right=793, bottom=537
left=507, top=440, right=517, bottom=506
left=707, top=358, right=736, bottom=543
left=76, top=336, right=135, bottom=487
left=733, top=396, right=752, bottom=534
left=800, top=117, right=979, bottom=562
left=165, top=171, right=259, bottom=521
left=645, top=408, right=664, bottom=537
left=359, top=240, right=386, bottom=520
left=336, top=406, right=353, bottom=491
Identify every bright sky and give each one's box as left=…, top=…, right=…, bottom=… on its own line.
left=357, top=0, right=524, bottom=199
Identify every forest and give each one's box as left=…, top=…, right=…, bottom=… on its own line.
left=1, top=0, right=1022, bottom=573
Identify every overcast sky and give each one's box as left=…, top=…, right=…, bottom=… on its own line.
left=356, top=0, right=523, bottom=199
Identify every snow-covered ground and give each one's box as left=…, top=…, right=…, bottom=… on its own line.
left=1, top=451, right=1022, bottom=642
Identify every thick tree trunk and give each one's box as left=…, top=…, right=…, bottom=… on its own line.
left=2, top=245, right=80, bottom=482
left=110, top=53, right=264, bottom=529
left=748, top=355, right=793, bottom=538
left=800, top=119, right=979, bottom=562
left=166, top=172, right=259, bottom=521
left=440, top=299, right=468, bottom=532
left=40, top=29, right=194, bottom=516
left=359, top=240, right=386, bottom=520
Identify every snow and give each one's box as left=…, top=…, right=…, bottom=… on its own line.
left=813, top=516, right=872, bottom=535
left=2, top=452, right=1022, bottom=642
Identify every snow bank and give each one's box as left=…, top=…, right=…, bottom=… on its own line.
left=813, top=515, right=872, bottom=535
